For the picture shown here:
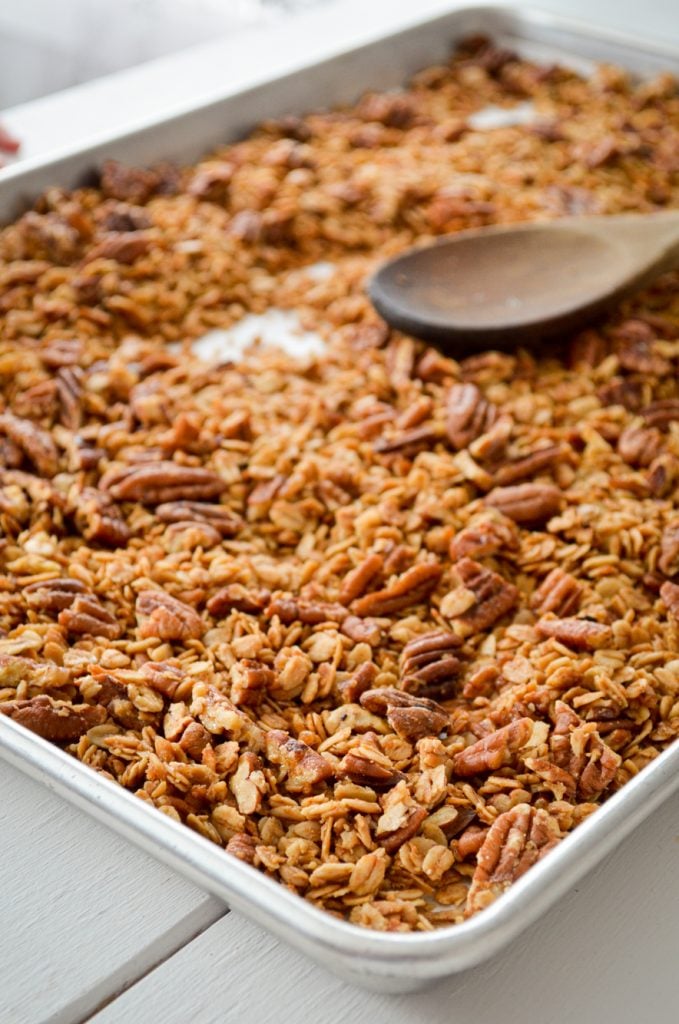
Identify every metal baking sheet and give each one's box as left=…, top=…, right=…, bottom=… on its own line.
left=1, top=4, right=678, bottom=992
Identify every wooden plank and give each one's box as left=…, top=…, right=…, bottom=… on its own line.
left=92, top=788, right=679, bottom=1024
left=0, top=761, right=225, bottom=1024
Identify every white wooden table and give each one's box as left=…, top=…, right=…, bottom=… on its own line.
left=2, top=2, right=678, bottom=1021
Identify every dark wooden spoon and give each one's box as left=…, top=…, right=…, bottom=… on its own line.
left=369, top=212, right=679, bottom=351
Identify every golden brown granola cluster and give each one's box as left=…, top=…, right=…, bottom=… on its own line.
left=0, top=37, right=678, bottom=931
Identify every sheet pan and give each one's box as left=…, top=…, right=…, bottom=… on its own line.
left=0, top=3, right=678, bottom=992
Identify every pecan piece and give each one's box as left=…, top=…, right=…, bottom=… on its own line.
left=226, top=832, right=257, bottom=865
left=178, top=721, right=211, bottom=759
left=445, top=558, right=518, bottom=637
left=73, top=488, right=131, bottom=548
left=484, top=483, right=562, bottom=525
left=100, top=160, right=162, bottom=204
left=155, top=500, right=241, bottom=537
left=523, top=756, right=577, bottom=801
left=445, top=383, right=496, bottom=450
left=59, top=596, right=122, bottom=640
left=339, top=552, right=384, bottom=604
left=337, top=748, right=405, bottom=789
left=56, top=367, right=83, bottom=430
left=264, top=730, right=334, bottom=793
left=104, top=462, right=226, bottom=504
left=136, top=590, right=203, bottom=642
left=536, top=616, right=612, bottom=650
left=641, top=400, right=679, bottom=429
left=84, top=231, right=151, bottom=264
left=337, top=661, right=378, bottom=703
left=452, top=717, right=535, bottom=777
left=659, top=522, right=679, bottom=576
left=550, top=701, right=620, bottom=800
left=647, top=453, right=678, bottom=498
left=230, top=659, right=274, bottom=707
left=0, top=695, right=105, bottom=742
left=374, top=424, right=443, bottom=455
left=596, top=376, right=645, bottom=412
left=24, top=577, right=88, bottom=613
left=617, top=426, right=664, bottom=467
left=340, top=615, right=382, bottom=647
left=465, top=805, right=561, bottom=916
left=400, top=630, right=462, bottom=699
left=351, top=562, right=442, bottom=617
left=230, top=751, right=267, bottom=814
left=140, top=661, right=187, bottom=699
left=531, top=568, right=583, bottom=617
left=375, top=780, right=427, bottom=853
left=492, top=444, right=563, bottom=487
left=448, top=513, right=518, bottom=561
left=206, top=585, right=271, bottom=617
left=0, top=411, right=58, bottom=478
left=360, top=688, right=450, bottom=741
left=660, top=581, right=679, bottom=621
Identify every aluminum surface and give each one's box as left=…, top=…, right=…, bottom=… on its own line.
left=1, top=4, right=678, bottom=991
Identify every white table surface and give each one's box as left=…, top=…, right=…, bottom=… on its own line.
left=1, top=1, right=678, bottom=1022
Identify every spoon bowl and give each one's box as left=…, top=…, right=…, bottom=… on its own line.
left=369, top=211, right=679, bottom=351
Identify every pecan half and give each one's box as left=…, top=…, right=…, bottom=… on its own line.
left=230, top=659, right=275, bottom=707
left=536, top=616, right=612, bottom=650
left=375, top=780, right=427, bottom=853
left=484, top=483, right=562, bottom=525
left=448, top=513, right=518, bottom=561
left=659, top=522, right=679, bottom=576
left=0, top=411, right=58, bottom=478
left=100, top=160, right=163, bottom=204
left=445, top=383, right=496, bottom=450
left=360, top=688, right=450, bottom=741
left=400, top=630, right=462, bottom=699
left=452, top=717, right=535, bottom=777
left=351, top=562, right=442, bottom=617
left=531, top=568, right=583, bottom=617
left=618, top=426, right=664, bottom=467
left=445, top=558, right=518, bottom=637
left=155, top=500, right=241, bottom=536
left=0, top=695, right=105, bottom=742
left=340, top=615, right=382, bottom=647
left=206, top=585, right=271, bottom=617
left=104, top=462, right=226, bottom=504
left=59, top=596, right=122, bottom=640
left=465, top=804, right=561, bottom=915
left=136, top=590, right=203, bottom=642
left=492, top=444, right=563, bottom=487
left=339, top=552, right=384, bottom=605
left=24, top=577, right=88, bottom=613
left=73, top=488, right=131, bottom=548
left=660, top=581, right=679, bottom=622
left=266, top=596, right=347, bottom=625
left=264, top=729, right=334, bottom=793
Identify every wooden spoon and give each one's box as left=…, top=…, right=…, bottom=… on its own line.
left=369, top=211, right=679, bottom=351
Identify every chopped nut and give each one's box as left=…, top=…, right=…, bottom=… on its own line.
left=226, top=832, right=257, bottom=865
left=659, top=522, right=679, bottom=577
left=449, top=513, right=518, bottom=562
left=24, top=577, right=88, bottom=613
left=351, top=562, right=441, bottom=617
left=231, top=659, right=274, bottom=707
left=446, top=558, right=518, bottom=637
left=0, top=411, right=58, bottom=477
left=339, top=553, right=384, bottom=605
left=207, top=585, right=270, bottom=617
left=59, top=596, right=122, bottom=640
left=445, top=383, right=497, bottom=450
left=360, top=688, right=450, bottom=741
left=264, top=730, right=334, bottom=793
left=376, top=780, right=428, bottom=853
left=660, top=581, right=679, bottom=622
left=136, top=590, right=203, bottom=642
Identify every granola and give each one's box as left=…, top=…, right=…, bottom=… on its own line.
left=0, top=36, right=678, bottom=933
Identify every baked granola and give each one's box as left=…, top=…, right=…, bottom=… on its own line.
left=0, top=36, right=678, bottom=933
